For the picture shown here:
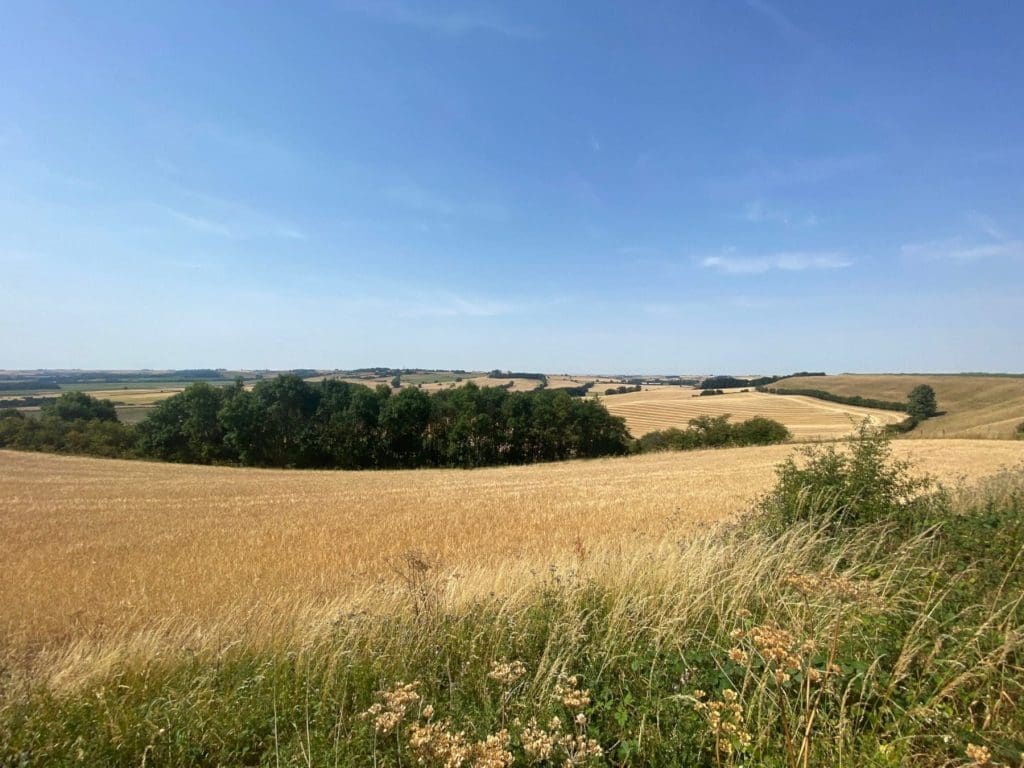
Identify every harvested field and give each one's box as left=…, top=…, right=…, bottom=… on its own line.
left=601, top=388, right=904, bottom=439
left=2, top=440, right=1022, bottom=650
left=778, top=374, right=1024, bottom=439
left=83, top=387, right=185, bottom=404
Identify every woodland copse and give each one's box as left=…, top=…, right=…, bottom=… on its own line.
left=0, top=377, right=635, bottom=469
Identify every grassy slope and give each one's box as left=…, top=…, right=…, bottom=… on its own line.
left=2, top=462, right=1022, bottom=767
left=778, top=374, right=1024, bottom=439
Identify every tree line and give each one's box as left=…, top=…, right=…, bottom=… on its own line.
left=700, top=372, right=825, bottom=390
left=604, top=384, right=642, bottom=395
left=756, top=386, right=909, bottom=412
left=758, top=384, right=939, bottom=432
left=634, top=414, right=790, bottom=453
left=0, top=377, right=632, bottom=469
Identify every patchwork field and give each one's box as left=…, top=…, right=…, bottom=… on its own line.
left=777, top=374, right=1024, bottom=439
left=3, top=440, right=1022, bottom=652
left=601, top=388, right=904, bottom=439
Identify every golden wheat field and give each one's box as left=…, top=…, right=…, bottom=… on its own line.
left=83, top=387, right=185, bottom=404
left=778, top=374, right=1024, bottom=439
left=600, top=388, right=904, bottom=439
left=2, top=441, right=1023, bottom=652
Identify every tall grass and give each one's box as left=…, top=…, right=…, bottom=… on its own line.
left=2, top=443, right=1022, bottom=766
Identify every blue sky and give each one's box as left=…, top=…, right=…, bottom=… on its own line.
left=1, top=1, right=1021, bottom=373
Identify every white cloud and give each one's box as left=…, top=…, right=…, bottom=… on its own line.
left=901, top=239, right=1024, bottom=262
left=701, top=251, right=852, bottom=275
left=901, top=214, right=1023, bottom=262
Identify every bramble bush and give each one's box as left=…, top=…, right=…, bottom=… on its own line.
left=755, top=422, right=933, bottom=533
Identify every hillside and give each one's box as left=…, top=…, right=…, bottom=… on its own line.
left=4, top=439, right=1022, bottom=650
left=776, top=374, right=1024, bottom=438
left=600, top=387, right=904, bottom=440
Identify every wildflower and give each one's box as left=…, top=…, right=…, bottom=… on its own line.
left=488, top=659, right=527, bottom=686
left=554, top=676, right=591, bottom=710
left=966, top=743, right=992, bottom=765
left=728, top=647, right=749, bottom=665
left=408, top=720, right=470, bottom=766
left=472, top=729, right=513, bottom=768
left=361, top=680, right=421, bottom=734
left=692, top=688, right=751, bottom=761
left=422, top=704, right=435, bottom=720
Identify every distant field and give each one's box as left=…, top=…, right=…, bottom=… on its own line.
left=601, top=388, right=904, bottom=440
left=419, top=375, right=544, bottom=392
left=3, top=440, right=1021, bottom=650
left=82, top=387, right=186, bottom=404
left=778, top=374, right=1024, bottom=439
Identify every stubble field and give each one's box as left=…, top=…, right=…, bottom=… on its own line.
left=600, top=388, right=905, bottom=439
left=777, top=373, right=1024, bottom=438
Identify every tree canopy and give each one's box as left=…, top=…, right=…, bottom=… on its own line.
left=130, top=376, right=633, bottom=469
left=906, top=384, right=939, bottom=420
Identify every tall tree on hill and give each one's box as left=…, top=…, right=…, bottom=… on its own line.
left=906, top=385, right=938, bottom=420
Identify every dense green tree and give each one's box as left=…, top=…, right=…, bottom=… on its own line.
left=906, top=384, right=938, bottom=420
left=3, top=378, right=634, bottom=470
left=636, top=415, right=790, bottom=453
left=379, top=387, right=432, bottom=467
left=686, top=414, right=734, bottom=446
left=0, top=393, right=133, bottom=456
left=731, top=416, right=791, bottom=446
left=136, top=382, right=234, bottom=463
left=45, top=391, right=118, bottom=422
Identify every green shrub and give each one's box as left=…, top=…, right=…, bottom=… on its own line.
left=636, top=415, right=790, bottom=453
left=730, top=416, right=790, bottom=446
left=756, top=422, right=932, bottom=532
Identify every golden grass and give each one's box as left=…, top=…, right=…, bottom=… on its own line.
left=2, top=440, right=1022, bottom=654
left=600, top=388, right=904, bottom=439
left=778, top=374, right=1024, bottom=439
left=84, top=387, right=185, bottom=404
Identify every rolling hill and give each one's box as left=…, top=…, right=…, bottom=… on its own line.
left=776, top=374, right=1024, bottom=439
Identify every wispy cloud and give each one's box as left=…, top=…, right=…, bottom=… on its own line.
left=901, top=213, right=1023, bottom=262
left=743, top=199, right=817, bottom=227
left=354, top=291, right=528, bottom=319
left=745, top=0, right=804, bottom=41
left=966, top=211, right=1006, bottom=241
left=385, top=183, right=509, bottom=221
left=163, top=207, right=234, bottom=237
left=701, top=250, right=852, bottom=275
left=341, top=1, right=537, bottom=39
left=901, top=239, right=1024, bottom=262
left=158, top=193, right=306, bottom=241
left=713, top=153, right=879, bottom=196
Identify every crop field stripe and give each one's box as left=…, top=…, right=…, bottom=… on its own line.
left=602, top=390, right=902, bottom=438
